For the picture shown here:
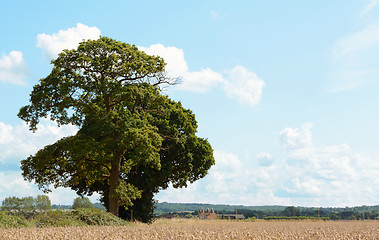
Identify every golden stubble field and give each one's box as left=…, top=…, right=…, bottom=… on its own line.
left=0, top=219, right=378, bottom=240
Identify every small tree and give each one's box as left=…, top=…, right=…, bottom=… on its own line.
left=20, top=196, right=35, bottom=211
left=2, top=196, right=22, bottom=211
left=35, top=195, right=51, bottom=211
left=73, top=197, right=94, bottom=209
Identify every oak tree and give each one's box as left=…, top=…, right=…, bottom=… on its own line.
left=18, top=37, right=214, bottom=217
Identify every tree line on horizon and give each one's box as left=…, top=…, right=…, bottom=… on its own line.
left=154, top=202, right=379, bottom=220
left=1, top=195, right=97, bottom=212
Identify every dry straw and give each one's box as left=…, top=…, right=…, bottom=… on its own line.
left=0, top=219, right=378, bottom=239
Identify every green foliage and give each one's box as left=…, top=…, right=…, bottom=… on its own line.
left=245, top=217, right=256, bottom=222
left=0, top=211, right=31, bottom=228
left=31, top=210, right=82, bottom=227
left=18, top=37, right=214, bottom=218
left=184, top=214, right=195, bottom=219
left=30, top=209, right=129, bottom=227
left=35, top=195, right=51, bottom=211
left=118, top=98, right=215, bottom=223
left=2, top=197, right=22, bottom=211
left=118, top=191, right=156, bottom=223
left=71, top=208, right=128, bottom=226
left=264, top=216, right=330, bottom=221
left=155, top=202, right=379, bottom=220
left=72, top=197, right=94, bottom=209
left=1, top=195, right=51, bottom=212
left=0, top=209, right=129, bottom=228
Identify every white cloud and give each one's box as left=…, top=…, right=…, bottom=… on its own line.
left=158, top=123, right=379, bottom=207
left=180, top=68, right=225, bottom=93
left=256, top=152, right=274, bottom=166
left=276, top=123, right=378, bottom=206
left=139, top=44, right=225, bottom=93
left=0, top=171, right=100, bottom=205
left=224, top=65, right=264, bottom=107
left=0, top=172, right=37, bottom=199
left=157, top=150, right=252, bottom=204
left=139, top=44, right=188, bottom=77
left=279, top=122, right=313, bottom=149
left=37, top=23, right=101, bottom=59
left=140, top=44, right=264, bottom=106
left=0, top=51, right=28, bottom=85
left=0, top=119, right=91, bottom=204
left=207, top=151, right=246, bottom=193
left=46, top=187, right=101, bottom=205
left=0, top=119, right=78, bottom=164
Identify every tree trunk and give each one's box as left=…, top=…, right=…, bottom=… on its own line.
left=109, top=162, right=121, bottom=216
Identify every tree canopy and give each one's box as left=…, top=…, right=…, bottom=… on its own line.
left=1, top=195, right=51, bottom=212
left=18, top=37, right=214, bottom=218
left=72, top=197, right=94, bottom=209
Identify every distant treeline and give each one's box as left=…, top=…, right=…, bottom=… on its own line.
left=52, top=203, right=105, bottom=210
left=155, top=202, right=379, bottom=220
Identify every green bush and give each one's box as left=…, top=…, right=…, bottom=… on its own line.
left=0, top=208, right=129, bottom=228
left=245, top=217, right=256, bottom=222
left=0, top=211, right=30, bottom=228
left=184, top=214, right=195, bottom=219
left=31, top=210, right=83, bottom=227
left=70, top=208, right=128, bottom=226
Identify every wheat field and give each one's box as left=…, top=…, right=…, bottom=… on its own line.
left=0, top=219, right=378, bottom=239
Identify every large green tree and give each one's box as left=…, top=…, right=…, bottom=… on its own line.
left=18, top=37, right=214, bottom=217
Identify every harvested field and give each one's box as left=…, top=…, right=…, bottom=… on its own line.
left=0, top=219, right=378, bottom=239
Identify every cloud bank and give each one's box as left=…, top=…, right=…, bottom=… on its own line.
left=0, top=119, right=80, bottom=204
left=0, top=51, right=28, bottom=85
left=158, top=123, right=379, bottom=207
left=37, top=23, right=101, bottom=59
left=140, top=44, right=264, bottom=107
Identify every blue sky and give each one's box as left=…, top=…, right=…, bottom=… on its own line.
left=1, top=0, right=378, bottom=207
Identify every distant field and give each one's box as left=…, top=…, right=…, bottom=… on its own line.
left=0, top=219, right=378, bottom=239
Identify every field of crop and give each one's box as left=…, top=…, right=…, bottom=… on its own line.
left=0, top=219, right=378, bottom=239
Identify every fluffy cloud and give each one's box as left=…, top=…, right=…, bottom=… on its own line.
left=279, top=122, right=313, bottom=149
left=0, top=172, right=36, bottom=198
left=180, top=68, right=225, bottom=93
left=0, top=119, right=77, bottom=164
left=256, top=152, right=274, bottom=166
left=158, top=123, right=379, bottom=207
left=0, top=51, right=28, bottom=85
left=140, top=44, right=264, bottom=106
left=157, top=150, right=253, bottom=204
left=0, top=119, right=85, bottom=204
left=224, top=66, right=264, bottom=107
left=37, top=23, right=101, bottom=59
left=139, top=44, right=188, bottom=77
left=140, top=44, right=225, bottom=93
left=276, top=123, right=378, bottom=206
left=35, top=24, right=264, bottom=106
left=0, top=171, right=100, bottom=205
